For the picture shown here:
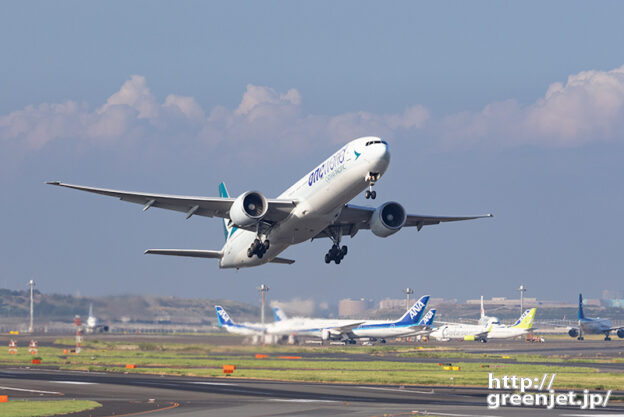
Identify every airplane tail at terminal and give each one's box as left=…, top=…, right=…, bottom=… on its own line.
left=218, top=182, right=235, bottom=241
left=88, top=303, right=93, bottom=317
left=578, top=294, right=585, bottom=320
left=419, top=309, right=436, bottom=326
left=215, top=306, right=234, bottom=326
left=396, top=295, right=430, bottom=325
left=511, top=308, right=536, bottom=329
left=273, top=306, right=288, bottom=322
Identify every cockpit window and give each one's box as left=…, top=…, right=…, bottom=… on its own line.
left=365, top=140, right=387, bottom=146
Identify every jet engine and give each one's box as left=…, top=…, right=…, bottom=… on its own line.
left=321, top=329, right=331, bottom=341
left=229, top=191, right=268, bottom=228
left=568, top=328, right=579, bottom=338
left=617, top=329, right=624, bottom=339
left=370, top=202, right=406, bottom=237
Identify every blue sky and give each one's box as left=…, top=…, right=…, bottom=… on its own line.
left=1, top=1, right=623, bottom=308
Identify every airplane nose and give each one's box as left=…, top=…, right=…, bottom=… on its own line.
left=370, top=143, right=391, bottom=172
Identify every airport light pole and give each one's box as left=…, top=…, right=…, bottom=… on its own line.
left=403, top=288, right=414, bottom=310
left=518, top=285, right=526, bottom=315
left=258, top=284, right=269, bottom=326
left=28, top=280, right=35, bottom=333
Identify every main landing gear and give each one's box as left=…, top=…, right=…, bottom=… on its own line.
left=325, top=244, right=347, bottom=264
left=247, top=238, right=270, bottom=259
left=365, top=172, right=380, bottom=199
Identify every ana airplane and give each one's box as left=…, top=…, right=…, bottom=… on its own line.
left=84, top=303, right=109, bottom=333
left=48, top=137, right=492, bottom=268
left=487, top=308, right=536, bottom=340
left=267, top=295, right=430, bottom=344
left=568, top=294, right=624, bottom=341
left=478, top=295, right=501, bottom=326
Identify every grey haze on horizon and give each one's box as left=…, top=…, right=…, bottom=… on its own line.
left=1, top=1, right=623, bottom=306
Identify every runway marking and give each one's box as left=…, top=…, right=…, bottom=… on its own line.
left=190, top=381, right=235, bottom=386
left=359, top=386, right=434, bottom=394
left=268, top=399, right=339, bottom=403
left=49, top=381, right=97, bottom=385
left=107, top=402, right=179, bottom=417
left=0, top=385, right=62, bottom=395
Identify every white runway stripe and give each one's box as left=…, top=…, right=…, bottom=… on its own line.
left=49, top=381, right=97, bottom=385
left=0, top=385, right=62, bottom=395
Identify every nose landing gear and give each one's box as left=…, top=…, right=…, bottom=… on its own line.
left=365, top=172, right=380, bottom=199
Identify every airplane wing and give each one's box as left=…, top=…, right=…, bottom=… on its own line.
left=47, top=181, right=296, bottom=225
left=269, top=257, right=296, bottom=265
left=145, top=249, right=223, bottom=258
left=314, top=204, right=493, bottom=239
left=328, top=321, right=366, bottom=336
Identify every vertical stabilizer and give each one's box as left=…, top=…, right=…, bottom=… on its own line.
left=396, top=295, right=430, bottom=325
left=419, top=309, right=436, bottom=326
left=88, top=303, right=93, bottom=317
left=511, top=308, right=536, bottom=329
left=578, top=294, right=585, bottom=320
left=273, top=306, right=288, bottom=322
left=480, top=296, right=485, bottom=320
left=215, top=306, right=234, bottom=326
left=218, top=183, right=235, bottom=241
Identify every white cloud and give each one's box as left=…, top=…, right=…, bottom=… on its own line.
left=441, top=65, right=624, bottom=147
left=2, top=65, right=624, bottom=154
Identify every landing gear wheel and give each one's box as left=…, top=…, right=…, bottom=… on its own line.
left=247, top=248, right=253, bottom=258
left=325, top=253, right=330, bottom=264
left=263, top=240, right=270, bottom=250
left=365, top=190, right=371, bottom=199
left=605, top=336, right=611, bottom=341
left=341, top=246, right=348, bottom=256
left=257, top=252, right=263, bottom=259
left=370, top=190, right=376, bottom=199
left=335, top=258, right=341, bottom=264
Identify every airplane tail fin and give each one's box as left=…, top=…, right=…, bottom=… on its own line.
left=396, top=295, right=430, bottom=325
left=480, top=295, right=485, bottom=320
left=89, top=303, right=93, bottom=317
left=218, top=182, right=235, bottom=241
left=511, top=308, right=536, bottom=329
left=578, top=293, right=585, bottom=320
left=419, top=309, right=436, bottom=326
left=215, top=305, right=234, bottom=326
left=273, top=306, right=288, bottom=322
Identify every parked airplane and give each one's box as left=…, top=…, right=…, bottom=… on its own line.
left=84, top=303, right=109, bottom=333
left=267, top=295, right=430, bottom=343
left=48, top=137, right=492, bottom=269
left=478, top=296, right=501, bottom=326
left=487, top=308, right=536, bottom=340
left=429, top=318, right=491, bottom=342
left=568, top=294, right=624, bottom=341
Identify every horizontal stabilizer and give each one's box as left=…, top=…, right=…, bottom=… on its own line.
left=270, top=257, right=295, bottom=265
left=145, top=249, right=223, bottom=259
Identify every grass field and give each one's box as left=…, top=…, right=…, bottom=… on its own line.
left=1, top=340, right=622, bottom=390
left=0, top=400, right=100, bottom=417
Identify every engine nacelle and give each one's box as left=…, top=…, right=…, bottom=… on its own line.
left=370, top=202, right=406, bottom=237
left=321, top=329, right=331, bottom=341
left=617, top=329, right=624, bottom=339
left=229, top=191, right=268, bottom=228
left=568, top=328, right=579, bottom=338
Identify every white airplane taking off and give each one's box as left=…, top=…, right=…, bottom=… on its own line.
left=48, top=137, right=492, bottom=269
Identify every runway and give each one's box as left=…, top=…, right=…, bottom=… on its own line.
left=1, top=367, right=623, bottom=417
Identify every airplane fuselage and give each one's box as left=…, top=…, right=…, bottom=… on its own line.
left=220, top=137, right=390, bottom=268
